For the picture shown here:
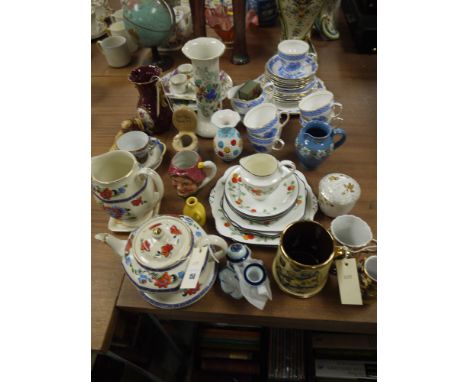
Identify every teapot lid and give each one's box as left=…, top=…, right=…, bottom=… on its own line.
left=318, top=173, right=361, bottom=205
left=131, top=215, right=193, bottom=271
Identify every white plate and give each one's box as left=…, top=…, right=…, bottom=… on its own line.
left=139, top=260, right=218, bottom=309
left=209, top=170, right=318, bottom=246
left=224, top=166, right=299, bottom=219
left=223, top=174, right=307, bottom=233
left=266, top=54, right=318, bottom=80
left=141, top=138, right=166, bottom=170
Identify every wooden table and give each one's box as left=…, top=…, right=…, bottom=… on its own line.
left=92, top=19, right=376, bottom=351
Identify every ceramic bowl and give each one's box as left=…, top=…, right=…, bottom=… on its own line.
left=227, top=82, right=273, bottom=115
left=318, top=173, right=361, bottom=217
left=330, top=215, right=373, bottom=249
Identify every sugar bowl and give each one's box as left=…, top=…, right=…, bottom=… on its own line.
left=318, top=173, right=361, bottom=218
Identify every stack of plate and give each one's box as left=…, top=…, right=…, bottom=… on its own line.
left=264, top=54, right=323, bottom=110
left=209, top=166, right=318, bottom=247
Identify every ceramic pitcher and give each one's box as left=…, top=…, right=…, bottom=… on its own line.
left=295, top=120, right=346, bottom=169
left=91, top=150, right=164, bottom=223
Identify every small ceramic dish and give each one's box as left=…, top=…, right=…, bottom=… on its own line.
left=227, top=81, right=273, bottom=116
left=318, top=173, right=361, bottom=217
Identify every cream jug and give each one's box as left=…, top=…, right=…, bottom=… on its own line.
left=91, top=150, right=164, bottom=225
left=238, top=153, right=296, bottom=201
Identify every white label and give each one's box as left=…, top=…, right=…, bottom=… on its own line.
left=336, top=258, right=363, bottom=305
left=180, top=247, right=208, bottom=290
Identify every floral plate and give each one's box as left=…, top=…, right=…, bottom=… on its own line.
left=210, top=171, right=318, bottom=246
left=139, top=260, right=218, bottom=309
left=224, top=167, right=299, bottom=219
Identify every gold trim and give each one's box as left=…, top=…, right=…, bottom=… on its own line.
left=279, top=221, right=335, bottom=270
left=91, top=151, right=136, bottom=185
left=363, top=255, right=377, bottom=283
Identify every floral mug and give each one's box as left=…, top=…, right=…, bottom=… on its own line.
left=168, top=150, right=217, bottom=197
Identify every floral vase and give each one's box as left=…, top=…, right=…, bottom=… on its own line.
left=128, top=65, right=173, bottom=135
left=182, top=37, right=226, bottom=138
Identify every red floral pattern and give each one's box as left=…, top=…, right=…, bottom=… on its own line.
left=231, top=173, right=242, bottom=184
left=99, top=188, right=113, bottom=199
left=243, top=234, right=255, bottom=240
left=140, top=239, right=151, bottom=252
left=161, top=244, right=174, bottom=257
left=170, top=225, right=182, bottom=235
left=153, top=272, right=172, bottom=288
left=131, top=196, right=143, bottom=206
left=183, top=282, right=201, bottom=296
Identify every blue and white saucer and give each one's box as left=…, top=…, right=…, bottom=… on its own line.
left=266, top=54, right=318, bottom=80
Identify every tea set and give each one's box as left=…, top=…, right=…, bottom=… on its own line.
left=93, top=30, right=377, bottom=308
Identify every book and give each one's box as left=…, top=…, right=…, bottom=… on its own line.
left=310, top=333, right=377, bottom=351
left=201, top=349, right=254, bottom=360
left=315, top=359, right=377, bottom=380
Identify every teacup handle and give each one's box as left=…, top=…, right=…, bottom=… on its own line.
left=278, top=111, right=290, bottom=133
left=272, top=138, right=285, bottom=151
left=332, top=102, right=343, bottom=117
left=197, top=235, right=228, bottom=263
left=198, top=160, right=217, bottom=189
left=136, top=167, right=165, bottom=204
left=331, top=128, right=346, bottom=150
left=330, top=116, right=343, bottom=128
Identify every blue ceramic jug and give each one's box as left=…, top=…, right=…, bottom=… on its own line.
left=295, top=120, right=346, bottom=169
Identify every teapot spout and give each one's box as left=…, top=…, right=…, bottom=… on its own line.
left=95, top=233, right=126, bottom=258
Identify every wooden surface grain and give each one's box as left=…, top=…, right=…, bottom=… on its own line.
left=92, top=17, right=376, bottom=350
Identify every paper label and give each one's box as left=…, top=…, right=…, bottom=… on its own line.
left=335, top=258, right=363, bottom=305
left=180, top=247, right=208, bottom=290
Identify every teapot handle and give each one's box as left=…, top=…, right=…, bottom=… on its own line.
left=331, top=128, right=347, bottom=150
left=197, top=235, right=228, bottom=263
left=136, top=167, right=165, bottom=205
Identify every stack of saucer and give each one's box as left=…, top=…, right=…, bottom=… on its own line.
left=209, top=166, right=318, bottom=247
left=263, top=40, right=323, bottom=111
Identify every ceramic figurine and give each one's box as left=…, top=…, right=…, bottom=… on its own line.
left=183, top=196, right=206, bottom=226
left=295, top=120, right=346, bottom=169
left=168, top=150, right=217, bottom=197
left=182, top=37, right=226, bottom=138
left=211, top=109, right=243, bottom=161
left=318, top=173, right=361, bottom=218
left=91, top=150, right=164, bottom=229
left=95, top=215, right=228, bottom=309
left=128, top=65, right=173, bottom=135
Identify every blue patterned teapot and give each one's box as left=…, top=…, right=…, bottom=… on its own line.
left=295, top=120, right=346, bottom=169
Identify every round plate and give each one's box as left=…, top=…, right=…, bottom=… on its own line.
left=266, top=54, right=318, bottom=80
left=224, top=167, right=299, bottom=219
left=139, top=260, right=218, bottom=309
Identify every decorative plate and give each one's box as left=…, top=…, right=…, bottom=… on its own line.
left=139, top=260, right=218, bottom=309
left=266, top=54, right=318, bottom=80
left=224, top=168, right=299, bottom=219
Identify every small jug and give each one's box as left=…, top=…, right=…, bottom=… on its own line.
left=211, top=109, right=243, bottom=162
left=295, top=120, right=346, bottom=169
left=183, top=196, right=206, bottom=226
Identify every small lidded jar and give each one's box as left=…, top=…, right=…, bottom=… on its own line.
left=318, top=173, right=361, bottom=218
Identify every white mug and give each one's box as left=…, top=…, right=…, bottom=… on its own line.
left=107, top=21, right=138, bottom=53
left=299, top=90, right=343, bottom=122
left=97, top=36, right=131, bottom=68
left=330, top=215, right=374, bottom=250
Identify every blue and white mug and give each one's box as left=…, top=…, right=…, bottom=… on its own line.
left=244, top=102, right=289, bottom=138
left=299, top=90, right=342, bottom=123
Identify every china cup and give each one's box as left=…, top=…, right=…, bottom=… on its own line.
left=97, top=35, right=131, bottom=68
left=247, top=132, right=285, bottom=153
left=244, top=102, right=289, bottom=139
left=116, top=131, right=152, bottom=164
left=359, top=255, right=377, bottom=302
left=299, top=90, right=343, bottom=123
left=107, top=21, right=138, bottom=53
left=330, top=215, right=373, bottom=250
left=277, top=40, right=311, bottom=72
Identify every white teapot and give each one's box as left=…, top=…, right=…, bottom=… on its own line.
left=238, top=153, right=296, bottom=201
left=95, top=215, right=227, bottom=294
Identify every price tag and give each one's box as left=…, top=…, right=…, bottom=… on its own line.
left=180, top=247, right=208, bottom=290
left=335, top=258, right=363, bottom=305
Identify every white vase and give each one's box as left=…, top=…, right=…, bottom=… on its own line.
left=182, top=37, right=226, bottom=138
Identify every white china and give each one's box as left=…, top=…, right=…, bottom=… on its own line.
left=170, top=73, right=188, bottom=94
left=141, top=138, right=166, bottom=170
left=97, top=35, right=131, bottom=68
left=266, top=54, right=318, bottom=80
left=116, top=131, right=152, bottom=164
left=177, top=63, right=193, bottom=78
left=238, top=154, right=296, bottom=201
left=244, top=103, right=289, bottom=136
left=330, top=215, right=373, bottom=249
left=209, top=169, right=318, bottom=246
left=225, top=166, right=299, bottom=218
left=278, top=40, right=310, bottom=62
left=95, top=215, right=227, bottom=294
left=318, top=173, right=361, bottom=217
left=107, top=21, right=138, bottom=53
left=299, top=90, right=342, bottom=122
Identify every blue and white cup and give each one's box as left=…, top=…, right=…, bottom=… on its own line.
left=227, top=81, right=274, bottom=116
left=277, top=39, right=316, bottom=73
left=247, top=132, right=285, bottom=153
left=299, top=90, right=343, bottom=124
left=244, top=102, right=289, bottom=139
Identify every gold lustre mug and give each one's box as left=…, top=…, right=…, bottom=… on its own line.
left=273, top=221, right=342, bottom=298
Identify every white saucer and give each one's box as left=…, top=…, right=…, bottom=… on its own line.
left=140, top=138, right=166, bottom=170
left=266, top=54, right=318, bottom=80
left=140, top=260, right=218, bottom=309
left=108, top=201, right=161, bottom=233
left=224, top=166, right=299, bottom=219
left=91, top=21, right=107, bottom=40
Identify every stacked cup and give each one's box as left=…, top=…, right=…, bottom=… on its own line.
left=243, top=103, right=290, bottom=153
left=298, top=90, right=343, bottom=127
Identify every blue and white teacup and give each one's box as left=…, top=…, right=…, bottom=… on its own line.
left=278, top=39, right=316, bottom=73
left=299, top=90, right=343, bottom=123
left=227, top=81, right=274, bottom=116
left=244, top=102, right=289, bottom=139
left=247, top=132, right=285, bottom=153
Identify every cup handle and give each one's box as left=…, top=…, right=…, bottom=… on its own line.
left=136, top=167, right=165, bottom=204
left=307, top=44, right=318, bottom=60
left=198, top=160, right=217, bottom=189
left=331, top=128, right=346, bottom=150
left=278, top=112, right=290, bottom=131
left=332, top=102, right=343, bottom=117
left=272, top=138, right=285, bottom=151
left=197, top=234, right=228, bottom=262
left=279, top=159, right=296, bottom=180
left=330, top=116, right=343, bottom=128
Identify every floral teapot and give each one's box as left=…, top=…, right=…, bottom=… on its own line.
left=95, top=215, right=227, bottom=293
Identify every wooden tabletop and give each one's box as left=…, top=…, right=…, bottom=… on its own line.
left=92, top=18, right=376, bottom=350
